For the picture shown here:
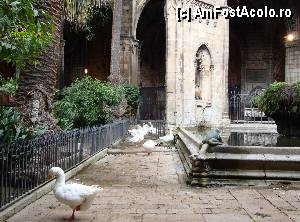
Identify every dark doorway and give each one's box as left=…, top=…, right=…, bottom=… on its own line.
left=62, top=6, right=112, bottom=87
left=228, top=0, right=287, bottom=94
left=228, top=0, right=288, bottom=122
left=136, top=0, right=166, bottom=120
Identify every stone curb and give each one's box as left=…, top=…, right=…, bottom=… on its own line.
left=0, top=148, right=108, bottom=222
left=227, top=123, right=277, bottom=132
left=108, top=147, right=176, bottom=155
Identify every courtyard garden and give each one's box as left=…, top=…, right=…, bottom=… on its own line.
left=0, top=0, right=140, bottom=213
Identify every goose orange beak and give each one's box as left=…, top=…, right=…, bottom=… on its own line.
left=48, top=174, right=53, bottom=180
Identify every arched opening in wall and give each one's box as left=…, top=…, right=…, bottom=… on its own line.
left=228, top=0, right=288, bottom=122
left=195, top=45, right=213, bottom=104
left=136, top=0, right=166, bottom=120
left=61, top=6, right=113, bottom=88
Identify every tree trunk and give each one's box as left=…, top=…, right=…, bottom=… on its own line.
left=109, top=0, right=127, bottom=118
left=15, top=0, right=63, bottom=131
left=109, top=0, right=123, bottom=85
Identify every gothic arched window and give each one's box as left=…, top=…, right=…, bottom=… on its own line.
left=195, top=45, right=213, bottom=103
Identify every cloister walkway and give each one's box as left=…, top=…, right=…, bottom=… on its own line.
left=7, top=144, right=300, bottom=222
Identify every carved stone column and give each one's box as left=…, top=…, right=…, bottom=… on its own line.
left=120, top=36, right=140, bottom=85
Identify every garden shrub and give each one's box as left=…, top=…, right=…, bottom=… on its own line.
left=0, top=76, right=18, bottom=95
left=254, top=81, right=300, bottom=115
left=293, top=81, right=300, bottom=107
left=121, top=84, right=140, bottom=116
left=53, top=76, right=124, bottom=130
left=0, top=107, right=46, bottom=144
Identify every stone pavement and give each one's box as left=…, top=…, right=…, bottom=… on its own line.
left=6, top=146, right=300, bottom=222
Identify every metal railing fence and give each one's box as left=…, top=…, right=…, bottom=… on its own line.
left=229, top=92, right=274, bottom=123
left=139, top=87, right=166, bottom=121
left=0, top=119, right=129, bottom=210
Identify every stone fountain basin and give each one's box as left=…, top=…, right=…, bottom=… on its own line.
left=176, top=128, right=300, bottom=186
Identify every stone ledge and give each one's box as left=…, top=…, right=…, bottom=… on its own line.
left=177, top=128, right=202, bottom=154
left=0, top=148, right=108, bottom=222
left=227, top=123, right=277, bottom=132
left=108, top=147, right=176, bottom=155
left=176, top=127, right=300, bottom=186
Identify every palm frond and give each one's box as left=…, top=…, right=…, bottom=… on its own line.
left=63, top=0, right=113, bottom=30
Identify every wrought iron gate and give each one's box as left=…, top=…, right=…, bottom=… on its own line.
left=139, top=87, right=166, bottom=120
left=228, top=90, right=274, bottom=123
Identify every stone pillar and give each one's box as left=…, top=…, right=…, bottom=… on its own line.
left=165, top=0, right=183, bottom=127
left=285, top=39, right=300, bottom=84
left=285, top=14, right=300, bottom=84
left=221, top=7, right=231, bottom=127
left=120, top=36, right=140, bottom=85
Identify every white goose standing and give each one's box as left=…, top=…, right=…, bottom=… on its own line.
left=48, top=167, right=102, bottom=221
left=148, top=122, right=157, bottom=134
left=143, top=140, right=157, bottom=155
left=128, top=128, right=138, bottom=137
left=128, top=124, right=148, bottom=143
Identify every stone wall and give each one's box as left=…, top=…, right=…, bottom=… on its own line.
left=119, top=0, right=230, bottom=127
left=60, top=0, right=297, bottom=127
left=286, top=40, right=300, bottom=84
left=240, top=25, right=274, bottom=93
left=229, top=17, right=286, bottom=93
left=165, top=0, right=229, bottom=127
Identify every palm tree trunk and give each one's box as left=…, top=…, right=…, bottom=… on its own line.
left=15, top=0, right=63, bottom=130
left=109, top=0, right=123, bottom=85
left=108, top=0, right=128, bottom=118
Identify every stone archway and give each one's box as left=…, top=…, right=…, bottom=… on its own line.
left=136, top=0, right=166, bottom=120
left=133, top=0, right=153, bottom=37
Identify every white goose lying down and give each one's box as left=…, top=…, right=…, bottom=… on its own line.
left=159, top=130, right=174, bottom=143
left=48, top=167, right=103, bottom=221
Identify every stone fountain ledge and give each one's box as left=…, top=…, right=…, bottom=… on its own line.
left=176, top=128, right=300, bottom=186
left=228, top=123, right=277, bottom=133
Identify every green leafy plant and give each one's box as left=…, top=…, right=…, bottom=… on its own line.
left=70, top=4, right=113, bottom=40
left=0, top=76, right=18, bottom=95
left=63, top=0, right=112, bottom=32
left=0, top=0, right=52, bottom=66
left=0, top=107, right=46, bottom=144
left=121, top=84, right=141, bottom=116
left=53, top=76, right=123, bottom=130
left=254, top=81, right=300, bottom=115
left=293, top=81, right=300, bottom=107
